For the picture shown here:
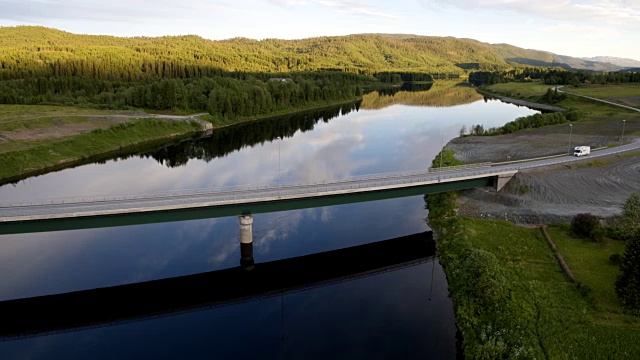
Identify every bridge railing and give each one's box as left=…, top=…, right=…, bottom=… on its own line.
left=0, top=168, right=435, bottom=208
left=1, top=141, right=639, bottom=212
left=428, top=162, right=492, bottom=172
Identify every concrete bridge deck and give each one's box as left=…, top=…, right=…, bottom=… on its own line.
left=1, top=141, right=639, bottom=224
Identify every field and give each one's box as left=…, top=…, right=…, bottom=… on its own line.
left=546, top=224, right=627, bottom=313
left=0, top=118, right=201, bottom=181
left=480, top=81, right=554, bottom=98
left=0, top=105, right=148, bottom=152
left=459, top=218, right=640, bottom=358
left=568, top=84, right=640, bottom=108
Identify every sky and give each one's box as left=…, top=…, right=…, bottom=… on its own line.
left=1, top=0, right=639, bottom=60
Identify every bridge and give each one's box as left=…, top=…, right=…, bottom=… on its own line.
left=1, top=140, right=639, bottom=234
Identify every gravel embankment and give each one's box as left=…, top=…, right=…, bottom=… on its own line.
left=446, top=131, right=640, bottom=224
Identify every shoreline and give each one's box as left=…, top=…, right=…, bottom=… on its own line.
left=200, top=98, right=361, bottom=131
left=475, top=88, right=566, bottom=112
left=0, top=130, right=203, bottom=186
left=0, top=99, right=361, bottom=184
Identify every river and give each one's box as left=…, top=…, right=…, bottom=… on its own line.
left=0, top=82, right=539, bottom=359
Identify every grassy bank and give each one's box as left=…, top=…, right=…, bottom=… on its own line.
left=0, top=98, right=360, bottom=181
left=482, top=82, right=639, bottom=118
left=477, top=82, right=640, bottom=140
left=568, top=84, right=640, bottom=102
left=0, top=104, right=140, bottom=133
left=429, top=213, right=640, bottom=358
left=0, top=118, right=201, bottom=181
left=427, top=151, right=640, bottom=358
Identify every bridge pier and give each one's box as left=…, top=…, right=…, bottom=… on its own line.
left=239, top=215, right=255, bottom=271
left=493, top=172, right=516, bottom=191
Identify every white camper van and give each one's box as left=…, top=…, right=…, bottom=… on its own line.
left=573, top=146, right=591, bottom=157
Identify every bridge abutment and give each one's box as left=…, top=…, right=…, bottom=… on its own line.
left=239, top=215, right=255, bottom=271
left=493, top=172, right=516, bottom=191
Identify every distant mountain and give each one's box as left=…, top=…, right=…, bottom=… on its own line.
left=0, top=26, right=633, bottom=81
left=489, top=43, right=623, bottom=72
left=579, top=56, right=640, bottom=68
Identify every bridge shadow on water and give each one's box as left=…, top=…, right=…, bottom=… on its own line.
left=0, top=231, right=435, bottom=340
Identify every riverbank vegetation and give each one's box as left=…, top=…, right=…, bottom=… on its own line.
left=462, top=111, right=583, bottom=136
left=474, top=81, right=640, bottom=141
left=470, top=69, right=640, bottom=87
left=427, top=163, right=640, bottom=358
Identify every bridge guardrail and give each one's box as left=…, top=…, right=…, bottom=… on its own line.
left=1, top=140, right=639, bottom=217
left=428, top=162, right=492, bottom=172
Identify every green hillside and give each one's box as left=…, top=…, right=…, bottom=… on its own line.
left=0, top=25, right=629, bottom=85
left=0, top=26, right=514, bottom=80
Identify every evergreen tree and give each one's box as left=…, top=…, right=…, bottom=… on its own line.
left=615, top=233, right=640, bottom=314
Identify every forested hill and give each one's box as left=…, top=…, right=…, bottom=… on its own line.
left=0, top=26, right=510, bottom=80
left=1, top=26, right=627, bottom=81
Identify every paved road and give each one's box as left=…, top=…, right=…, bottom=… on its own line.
left=1, top=140, right=639, bottom=223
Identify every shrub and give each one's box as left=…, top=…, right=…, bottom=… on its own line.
left=606, top=224, right=633, bottom=241
left=576, top=281, right=593, bottom=298
left=609, top=253, right=622, bottom=266
left=622, top=193, right=640, bottom=236
left=615, top=234, right=640, bottom=315
left=564, top=109, right=585, bottom=122
left=571, top=213, right=603, bottom=242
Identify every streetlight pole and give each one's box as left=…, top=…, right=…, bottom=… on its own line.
left=621, top=119, right=626, bottom=143
left=440, top=129, right=444, bottom=168
left=278, top=136, right=281, bottom=198
left=568, top=124, right=573, bottom=155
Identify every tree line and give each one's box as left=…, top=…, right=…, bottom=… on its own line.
left=469, top=68, right=640, bottom=86
left=139, top=102, right=360, bottom=168
left=462, top=111, right=584, bottom=136
left=0, top=73, right=368, bottom=117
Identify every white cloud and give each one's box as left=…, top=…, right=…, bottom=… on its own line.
left=421, top=0, right=640, bottom=28
left=268, top=0, right=402, bottom=19
left=542, top=23, right=621, bottom=39
left=0, top=0, right=232, bottom=23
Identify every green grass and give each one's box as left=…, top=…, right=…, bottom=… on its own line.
left=456, top=218, right=640, bottom=358
left=547, top=224, right=626, bottom=313
left=484, top=82, right=639, bottom=118
left=484, top=81, right=554, bottom=98
left=0, top=116, right=89, bottom=132
left=0, top=118, right=202, bottom=181
left=0, top=104, right=127, bottom=122
left=568, top=84, right=640, bottom=100
left=556, top=96, right=637, bottom=117
left=0, top=104, right=139, bottom=132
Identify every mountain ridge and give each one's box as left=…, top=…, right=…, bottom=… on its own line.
left=0, top=26, right=631, bottom=80
left=579, top=56, right=640, bottom=68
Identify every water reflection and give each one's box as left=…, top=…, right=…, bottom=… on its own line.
left=0, top=196, right=430, bottom=301
left=145, top=102, right=361, bottom=168
left=0, top=196, right=456, bottom=359
left=0, top=231, right=434, bottom=339
left=0, top=259, right=454, bottom=360
left=360, top=81, right=483, bottom=110
left=0, top=82, right=539, bottom=203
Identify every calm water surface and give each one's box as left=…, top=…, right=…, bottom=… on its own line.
left=0, top=83, right=538, bottom=359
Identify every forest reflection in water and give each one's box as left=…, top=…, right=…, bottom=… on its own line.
left=139, top=81, right=481, bottom=169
